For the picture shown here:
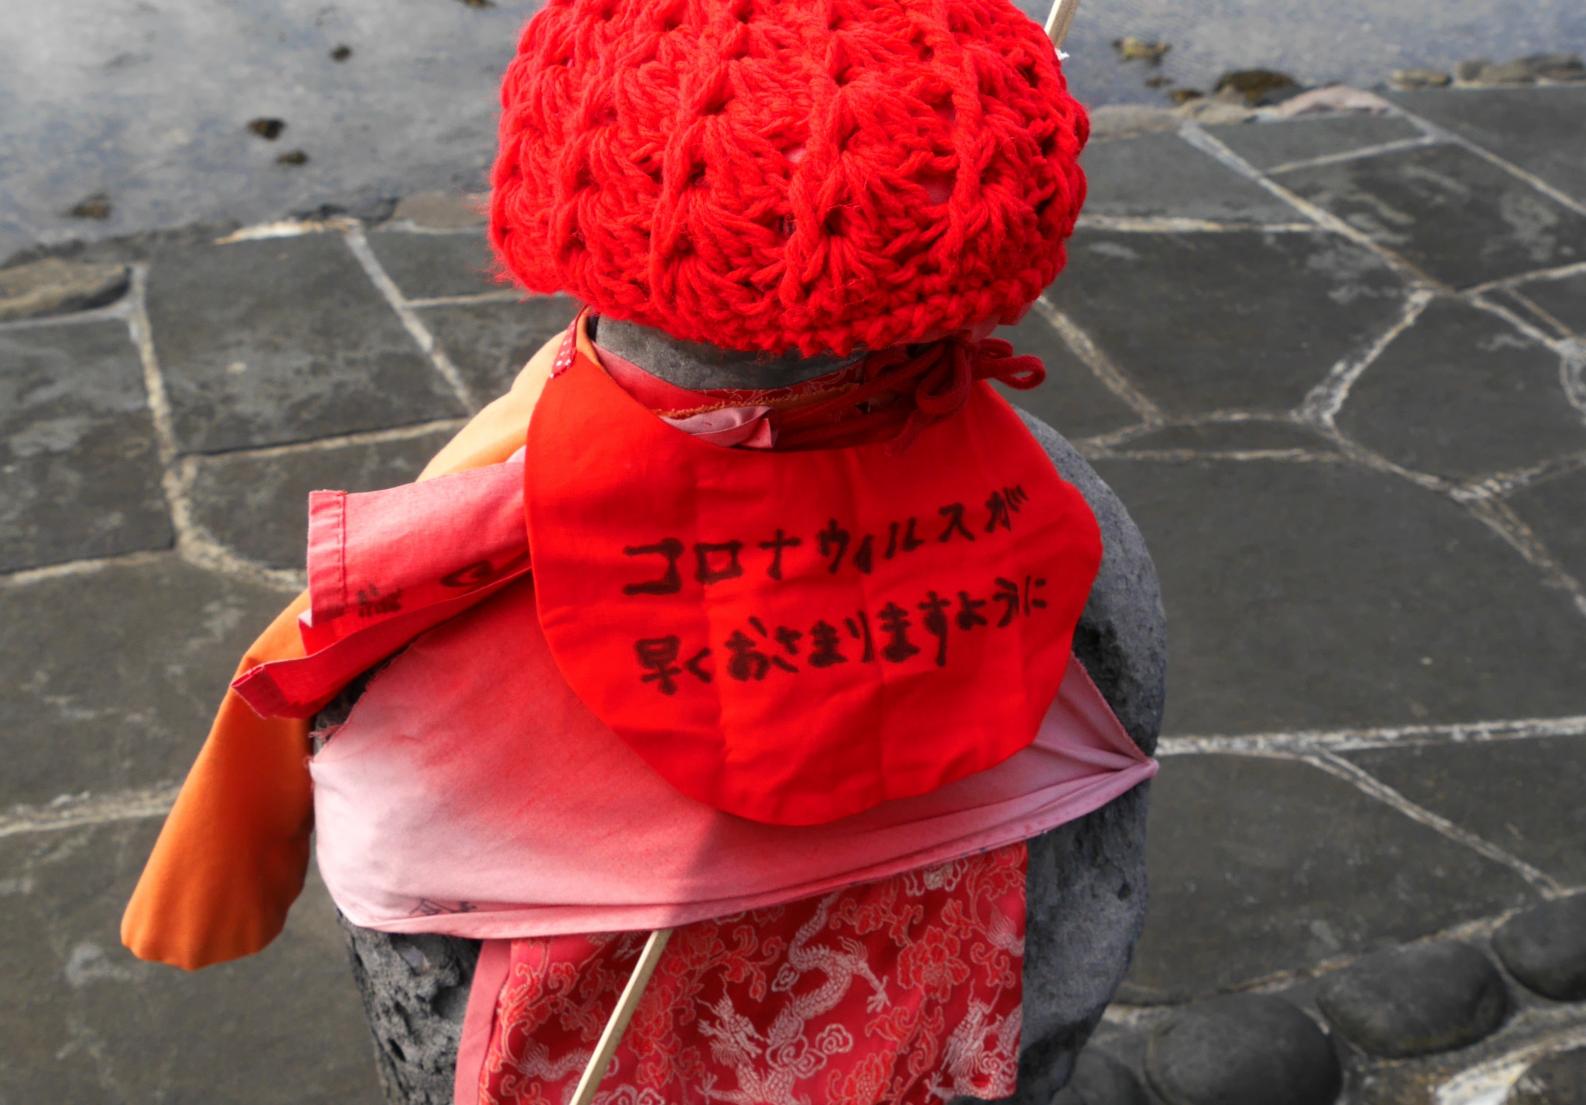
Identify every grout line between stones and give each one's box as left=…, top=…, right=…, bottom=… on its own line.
left=1299, top=289, right=1435, bottom=426
left=1308, top=751, right=1564, bottom=895
left=1471, top=449, right=1586, bottom=498
left=1178, top=124, right=1448, bottom=292
left=342, top=226, right=482, bottom=413
left=1030, top=296, right=1164, bottom=424
left=124, top=265, right=305, bottom=593
left=1263, top=134, right=1442, bottom=177
left=214, top=216, right=359, bottom=245
left=0, top=549, right=175, bottom=587
left=1466, top=258, right=1586, bottom=298
left=185, top=418, right=468, bottom=465
left=1075, top=214, right=1319, bottom=234
left=1455, top=494, right=1586, bottom=620
left=0, top=783, right=180, bottom=840
left=1086, top=447, right=1345, bottom=464
left=1157, top=712, right=1586, bottom=755
left=404, top=289, right=522, bottom=309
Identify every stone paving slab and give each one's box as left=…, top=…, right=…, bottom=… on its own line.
left=0, top=319, right=171, bottom=571
left=418, top=295, right=578, bottom=400
left=1052, top=228, right=1408, bottom=416
left=1118, top=753, right=1536, bottom=1002
left=1093, top=457, right=1586, bottom=736
left=0, top=559, right=289, bottom=808
left=1206, top=114, right=1426, bottom=172
left=365, top=230, right=500, bottom=301
left=147, top=233, right=464, bottom=452
left=1387, top=87, right=1586, bottom=205
left=1514, top=268, right=1586, bottom=335
left=1120, top=418, right=1335, bottom=453
left=1345, top=736, right=1586, bottom=886
left=1335, top=297, right=1586, bottom=479
left=1280, top=143, right=1586, bottom=287
left=187, top=429, right=458, bottom=571
left=1080, top=133, right=1300, bottom=224
left=0, top=819, right=379, bottom=1104
left=994, top=312, right=1142, bottom=440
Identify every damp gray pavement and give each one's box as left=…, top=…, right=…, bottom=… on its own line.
left=4, top=0, right=1586, bottom=263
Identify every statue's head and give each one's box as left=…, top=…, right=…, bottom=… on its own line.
left=489, top=0, right=1088, bottom=360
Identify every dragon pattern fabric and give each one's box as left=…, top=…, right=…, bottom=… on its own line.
left=477, top=843, right=1028, bottom=1105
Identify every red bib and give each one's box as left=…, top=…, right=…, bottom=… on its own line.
left=525, top=339, right=1102, bottom=825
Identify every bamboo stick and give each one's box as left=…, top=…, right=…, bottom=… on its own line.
left=1045, top=0, right=1081, bottom=49
left=567, top=927, right=675, bottom=1105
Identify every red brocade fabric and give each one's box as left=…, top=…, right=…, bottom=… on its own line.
left=477, top=844, right=1028, bottom=1105
left=490, top=0, right=1089, bottom=356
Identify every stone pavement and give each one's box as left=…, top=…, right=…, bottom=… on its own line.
left=3, top=85, right=1586, bottom=1104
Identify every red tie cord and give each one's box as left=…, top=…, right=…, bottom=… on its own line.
left=773, top=336, right=1046, bottom=451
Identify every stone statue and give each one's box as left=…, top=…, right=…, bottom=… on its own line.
left=320, top=318, right=1167, bottom=1105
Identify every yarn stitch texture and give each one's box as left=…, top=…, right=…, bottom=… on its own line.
left=490, top=0, right=1089, bottom=357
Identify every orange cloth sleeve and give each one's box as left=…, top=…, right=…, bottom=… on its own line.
left=122, top=334, right=561, bottom=969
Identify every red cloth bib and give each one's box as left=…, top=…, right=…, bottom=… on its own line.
left=524, top=337, right=1102, bottom=826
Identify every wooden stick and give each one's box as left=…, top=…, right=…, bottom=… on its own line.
left=1045, top=0, right=1081, bottom=49
left=567, top=927, right=675, bottom=1105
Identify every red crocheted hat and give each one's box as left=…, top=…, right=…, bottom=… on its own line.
left=490, top=0, right=1088, bottom=357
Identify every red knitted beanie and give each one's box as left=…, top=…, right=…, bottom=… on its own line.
left=490, top=0, right=1088, bottom=357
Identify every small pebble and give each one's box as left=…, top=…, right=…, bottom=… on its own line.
left=1214, top=68, right=1300, bottom=105
left=64, top=192, right=112, bottom=220
left=276, top=149, right=310, bottom=166
left=1493, top=893, right=1586, bottom=1001
left=331, top=44, right=353, bottom=61
left=1055, top=1047, right=1150, bottom=1105
left=1317, top=942, right=1508, bottom=1059
left=1391, top=68, right=1452, bottom=89
left=1144, top=994, right=1341, bottom=1105
left=1113, top=36, right=1170, bottom=65
left=1454, top=58, right=1491, bottom=81
left=247, top=117, right=285, bottom=140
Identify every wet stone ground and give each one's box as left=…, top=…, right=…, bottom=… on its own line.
left=3, top=86, right=1586, bottom=1105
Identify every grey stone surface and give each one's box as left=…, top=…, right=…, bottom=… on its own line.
left=1506, top=468, right=1586, bottom=588
left=1094, top=457, right=1586, bottom=735
left=366, top=230, right=499, bottom=301
left=418, top=295, right=577, bottom=401
left=0, top=257, right=129, bottom=321
left=1390, top=88, right=1586, bottom=205
left=1515, top=270, right=1586, bottom=336
left=1121, top=418, right=1333, bottom=453
left=0, top=819, right=379, bottom=1105
left=1209, top=115, right=1425, bottom=171
left=1053, top=1047, right=1150, bottom=1105
left=1507, top=1045, right=1586, bottom=1105
left=0, top=558, right=289, bottom=807
left=147, top=232, right=464, bottom=451
left=1054, top=229, right=1407, bottom=415
left=1143, top=994, right=1342, bottom=1105
left=995, top=312, right=1141, bottom=441
left=1493, top=894, right=1586, bottom=1001
left=1344, top=737, right=1586, bottom=887
left=1281, top=144, right=1586, bottom=287
left=0, top=319, right=171, bottom=571
left=1336, top=297, right=1586, bottom=478
left=1121, top=754, right=1535, bottom=1001
left=1080, top=133, right=1299, bottom=223
left=1315, top=942, right=1509, bottom=1057
left=187, top=429, right=456, bottom=570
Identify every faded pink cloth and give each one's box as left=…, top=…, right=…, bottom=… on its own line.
left=237, top=454, right=1158, bottom=940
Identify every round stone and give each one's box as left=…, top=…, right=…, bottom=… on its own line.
left=1506, top=1045, right=1586, bottom=1105
left=1144, top=994, right=1342, bottom=1105
left=1493, top=894, right=1586, bottom=1001
left=1317, top=942, right=1509, bottom=1058
left=1056, top=1047, right=1150, bottom=1105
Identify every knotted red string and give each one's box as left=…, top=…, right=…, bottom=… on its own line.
left=773, top=337, right=1045, bottom=451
